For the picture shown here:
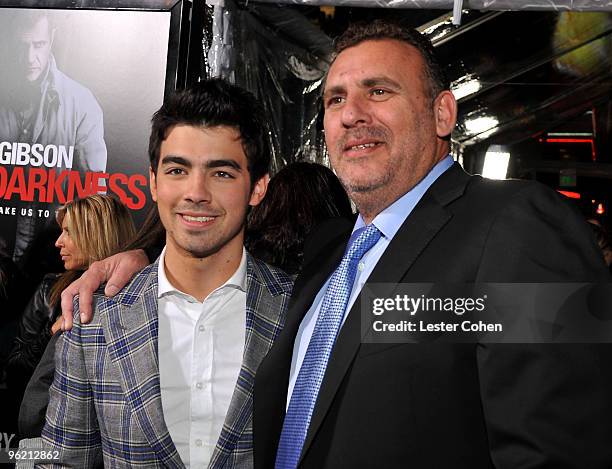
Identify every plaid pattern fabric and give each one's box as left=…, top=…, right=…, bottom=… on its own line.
left=40, top=254, right=293, bottom=469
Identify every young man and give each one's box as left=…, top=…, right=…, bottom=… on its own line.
left=42, top=79, right=293, bottom=468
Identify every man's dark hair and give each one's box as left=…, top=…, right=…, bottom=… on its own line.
left=148, top=78, right=271, bottom=184
left=333, top=19, right=449, bottom=101
left=10, top=10, right=54, bottom=37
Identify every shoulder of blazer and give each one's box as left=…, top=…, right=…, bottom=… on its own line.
left=458, top=171, right=574, bottom=216
left=92, top=261, right=158, bottom=309
left=428, top=163, right=568, bottom=215
left=246, top=254, right=294, bottom=297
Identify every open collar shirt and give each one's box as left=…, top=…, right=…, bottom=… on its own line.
left=157, top=247, right=247, bottom=468
left=287, top=155, right=454, bottom=406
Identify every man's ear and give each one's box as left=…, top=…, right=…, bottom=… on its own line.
left=249, top=174, right=269, bottom=207
left=433, top=90, right=457, bottom=139
left=149, top=167, right=158, bottom=203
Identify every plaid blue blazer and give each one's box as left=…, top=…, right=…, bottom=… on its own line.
left=41, top=254, right=293, bottom=468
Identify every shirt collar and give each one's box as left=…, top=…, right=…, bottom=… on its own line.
left=353, top=155, right=454, bottom=239
left=157, top=246, right=248, bottom=300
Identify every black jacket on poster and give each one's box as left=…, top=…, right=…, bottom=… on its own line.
left=254, top=163, right=612, bottom=469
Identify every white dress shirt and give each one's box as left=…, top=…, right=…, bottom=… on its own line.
left=157, top=247, right=247, bottom=468
left=287, top=156, right=455, bottom=407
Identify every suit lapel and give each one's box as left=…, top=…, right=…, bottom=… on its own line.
left=277, top=217, right=356, bottom=376
left=299, top=164, right=470, bottom=462
left=254, top=221, right=352, bottom=469
left=101, top=260, right=183, bottom=469
left=210, top=254, right=292, bottom=468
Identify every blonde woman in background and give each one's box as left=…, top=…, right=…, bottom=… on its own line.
left=6, top=194, right=135, bottom=437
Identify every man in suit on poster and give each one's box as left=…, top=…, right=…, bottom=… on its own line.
left=253, top=20, right=612, bottom=469
left=41, top=80, right=292, bottom=468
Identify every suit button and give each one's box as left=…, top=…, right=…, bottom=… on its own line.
left=195, top=439, right=202, bottom=447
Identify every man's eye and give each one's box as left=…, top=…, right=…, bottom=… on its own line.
left=214, top=171, right=234, bottom=179
left=326, top=96, right=344, bottom=107
left=371, top=89, right=387, bottom=96
left=166, top=168, right=185, bottom=175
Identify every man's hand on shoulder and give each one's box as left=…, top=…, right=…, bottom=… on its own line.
left=60, top=249, right=149, bottom=331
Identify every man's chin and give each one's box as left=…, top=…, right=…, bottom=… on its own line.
left=342, top=176, right=389, bottom=194
left=183, top=245, right=221, bottom=259
left=170, top=225, right=244, bottom=260
left=182, top=235, right=235, bottom=259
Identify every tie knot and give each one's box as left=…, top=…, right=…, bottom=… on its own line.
left=345, top=224, right=382, bottom=261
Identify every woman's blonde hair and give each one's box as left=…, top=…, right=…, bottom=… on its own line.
left=50, top=194, right=136, bottom=306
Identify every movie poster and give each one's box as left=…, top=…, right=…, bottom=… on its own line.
left=0, top=8, right=170, bottom=278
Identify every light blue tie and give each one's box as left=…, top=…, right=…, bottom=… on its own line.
left=275, top=224, right=382, bottom=469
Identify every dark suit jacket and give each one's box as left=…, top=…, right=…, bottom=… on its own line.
left=254, top=164, right=612, bottom=469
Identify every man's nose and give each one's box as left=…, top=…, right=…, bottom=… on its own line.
left=184, top=172, right=212, bottom=203
left=341, top=96, right=372, bottom=128
left=27, top=45, right=37, bottom=64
